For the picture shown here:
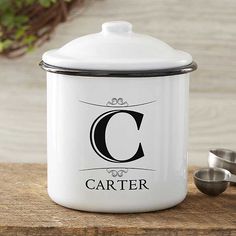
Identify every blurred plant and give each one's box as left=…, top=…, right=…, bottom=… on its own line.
left=0, top=0, right=82, bottom=58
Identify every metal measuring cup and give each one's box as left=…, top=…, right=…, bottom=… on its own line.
left=193, top=167, right=236, bottom=196
left=208, top=149, right=236, bottom=174
left=209, top=148, right=236, bottom=186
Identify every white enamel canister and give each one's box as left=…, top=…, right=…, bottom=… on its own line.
left=40, top=21, right=197, bottom=213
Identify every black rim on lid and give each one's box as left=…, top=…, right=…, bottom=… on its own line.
left=39, top=61, right=197, bottom=78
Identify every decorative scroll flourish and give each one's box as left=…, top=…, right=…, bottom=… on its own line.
left=106, top=168, right=128, bottom=177
left=79, top=99, right=157, bottom=108
left=106, top=98, right=128, bottom=107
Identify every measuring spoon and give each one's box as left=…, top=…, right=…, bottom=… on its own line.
left=193, top=167, right=236, bottom=196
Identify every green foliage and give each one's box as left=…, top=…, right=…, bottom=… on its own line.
left=0, top=0, right=68, bottom=55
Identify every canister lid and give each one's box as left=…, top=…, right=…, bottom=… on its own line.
left=41, top=21, right=197, bottom=76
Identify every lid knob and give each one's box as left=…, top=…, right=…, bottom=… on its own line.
left=102, top=21, right=132, bottom=34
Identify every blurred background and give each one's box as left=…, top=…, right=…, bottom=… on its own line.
left=0, top=0, right=235, bottom=165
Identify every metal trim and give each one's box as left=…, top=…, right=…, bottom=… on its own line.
left=39, top=61, right=197, bottom=77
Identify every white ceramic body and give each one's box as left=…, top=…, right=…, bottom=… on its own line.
left=47, top=73, right=189, bottom=213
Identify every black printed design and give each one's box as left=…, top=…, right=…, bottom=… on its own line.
left=90, top=110, right=144, bottom=163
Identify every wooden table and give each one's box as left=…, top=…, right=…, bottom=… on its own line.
left=0, top=164, right=235, bottom=236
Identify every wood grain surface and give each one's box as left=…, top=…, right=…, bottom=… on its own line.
left=0, top=164, right=235, bottom=236
left=0, top=0, right=236, bottom=164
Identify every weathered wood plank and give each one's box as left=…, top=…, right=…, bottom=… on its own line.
left=1, top=87, right=236, bottom=165
left=0, top=164, right=235, bottom=236
left=2, top=0, right=236, bottom=92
